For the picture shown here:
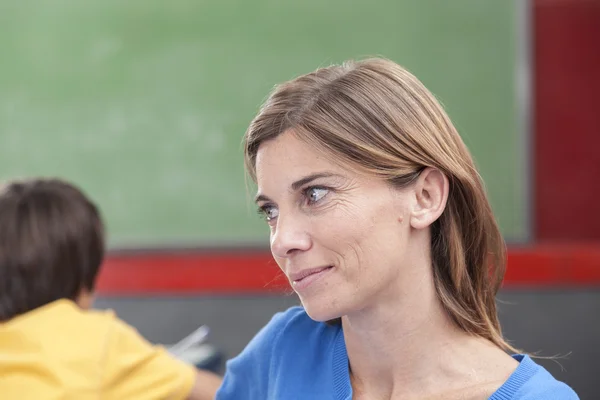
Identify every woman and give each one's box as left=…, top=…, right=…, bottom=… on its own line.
left=217, top=58, right=578, bottom=399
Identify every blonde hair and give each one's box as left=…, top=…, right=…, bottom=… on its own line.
left=244, top=58, right=516, bottom=353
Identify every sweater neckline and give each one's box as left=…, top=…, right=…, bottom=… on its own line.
left=330, top=326, right=536, bottom=400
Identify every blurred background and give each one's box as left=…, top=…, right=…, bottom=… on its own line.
left=1, top=0, right=598, bottom=397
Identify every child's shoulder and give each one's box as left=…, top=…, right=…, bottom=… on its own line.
left=34, top=300, right=141, bottom=350
left=0, top=299, right=120, bottom=362
left=4, top=299, right=116, bottom=331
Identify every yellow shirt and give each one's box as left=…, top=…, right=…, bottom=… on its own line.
left=0, top=299, right=196, bottom=399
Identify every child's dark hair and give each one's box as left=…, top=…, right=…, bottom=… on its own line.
left=0, top=178, right=105, bottom=321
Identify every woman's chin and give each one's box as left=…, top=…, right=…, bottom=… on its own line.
left=300, top=299, right=344, bottom=322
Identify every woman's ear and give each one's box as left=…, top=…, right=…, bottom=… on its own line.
left=409, top=168, right=449, bottom=230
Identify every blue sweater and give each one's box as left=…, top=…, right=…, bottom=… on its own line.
left=216, top=306, right=578, bottom=399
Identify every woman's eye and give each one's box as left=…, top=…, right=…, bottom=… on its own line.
left=305, top=187, right=329, bottom=204
left=258, top=205, right=279, bottom=221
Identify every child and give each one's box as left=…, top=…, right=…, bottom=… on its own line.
left=0, top=178, right=221, bottom=399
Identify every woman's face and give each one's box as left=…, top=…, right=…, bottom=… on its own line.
left=254, top=131, right=422, bottom=321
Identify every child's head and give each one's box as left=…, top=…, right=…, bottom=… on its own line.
left=0, top=178, right=105, bottom=321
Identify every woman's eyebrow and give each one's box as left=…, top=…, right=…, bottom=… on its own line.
left=290, top=172, right=341, bottom=191
left=254, top=193, right=272, bottom=204
left=255, top=172, right=342, bottom=203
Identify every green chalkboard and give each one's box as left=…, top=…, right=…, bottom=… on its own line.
left=0, top=0, right=525, bottom=247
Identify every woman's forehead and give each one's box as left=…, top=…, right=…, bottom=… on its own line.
left=257, top=132, right=327, bottom=167
left=258, top=129, right=367, bottom=169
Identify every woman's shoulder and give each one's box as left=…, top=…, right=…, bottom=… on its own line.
left=267, top=305, right=320, bottom=333
left=494, top=355, right=579, bottom=399
left=243, top=305, right=337, bottom=356
left=216, top=306, right=341, bottom=399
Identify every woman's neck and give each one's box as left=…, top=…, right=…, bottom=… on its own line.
left=341, top=274, right=515, bottom=399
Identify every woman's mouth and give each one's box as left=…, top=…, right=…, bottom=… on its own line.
left=290, top=266, right=334, bottom=291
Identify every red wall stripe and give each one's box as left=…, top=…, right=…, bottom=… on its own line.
left=95, top=245, right=600, bottom=295
left=534, top=0, right=600, bottom=240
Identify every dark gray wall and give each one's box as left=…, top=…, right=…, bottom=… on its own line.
left=95, top=289, right=599, bottom=399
